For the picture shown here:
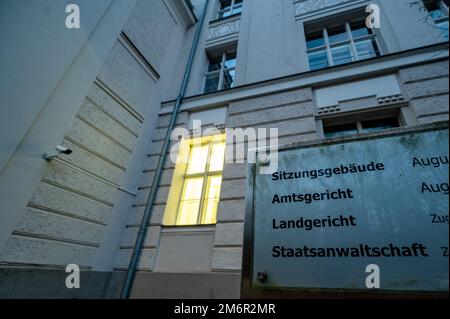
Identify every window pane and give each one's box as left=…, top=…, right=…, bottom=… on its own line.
left=423, top=0, right=446, bottom=19
left=331, top=45, right=354, bottom=65
left=209, top=143, right=226, bottom=172
left=220, top=0, right=232, bottom=10
left=178, top=201, right=201, bottom=225
left=224, top=54, right=236, bottom=69
left=327, top=25, right=348, bottom=44
left=350, top=20, right=373, bottom=38
left=232, top=4, right=243, bottom=15
left=204, top=73, right=220, bottom=93
left=208, top=59, right=221, bottom=72
left=308, top=50, right=329, bottom=70
left=436, top=20, right=449, bottom=40
left=177, top=178, right=204, bottom=225
left=324, top=123, right=358, bottom=138
left=223, top=9, right=234, bottom=18
left=355, top=39, right=380, bottom=60
left=431, top=8, right=446, bottom=20
left=201, top=176, right=222, bottom=224
left=223, top=69, right=235, bottom=89
left=362, top=117, right=399, bottom=133
left=306, top=31, right=325, bottom=49
left=186, top=145, right=209, bottom=174
left=218, top=8, right=232, bottom=18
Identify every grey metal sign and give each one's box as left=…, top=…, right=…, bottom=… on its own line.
left=246, top=126, right=449, bottom=294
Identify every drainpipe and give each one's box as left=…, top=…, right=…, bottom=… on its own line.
left=120, top=0, right=210, bottom=299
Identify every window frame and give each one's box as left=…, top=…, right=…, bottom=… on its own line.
left=204, top=52, right=236, bottom=93
left=175, top=135, right=226, bottom=226
left=306, top=20, right=381, bottom=71
left=423, top=0, right=449, bottom=39
left=217, top=0, right=243, bottom=19
left=323, top=116, right=400, bottom=139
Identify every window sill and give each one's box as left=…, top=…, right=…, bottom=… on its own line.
left=209, top=12, right=241, bottom=25
left=161, top=225, right=216, bottom=234
left=309, top=54, right=383, bottom=72
left=203, top=87, right=235, bottom=94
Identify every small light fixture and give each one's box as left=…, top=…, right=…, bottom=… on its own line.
left=43, top=145, right=72, bottom=161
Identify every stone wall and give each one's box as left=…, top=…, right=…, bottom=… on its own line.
left=399, top=60, right=449, bottom=124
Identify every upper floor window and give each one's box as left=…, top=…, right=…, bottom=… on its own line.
left=218, top=0, right=243, bottom=19
left=423, top=0, right=449, bottom=39
left=305, top=18, right=381, bottom=71
left=204, top=52, right=236, bottom=93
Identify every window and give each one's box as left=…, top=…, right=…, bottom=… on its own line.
left=218, top=0, right=243, bottom=19
left=423, top=0, right=449, bottom=39
left=204, top=52, right=236, bottom=93
left=169, top=135, right=226, bottom=226
left=324, top=117, right=399, bottom=138
left=306, top=18, right=381, bottom=71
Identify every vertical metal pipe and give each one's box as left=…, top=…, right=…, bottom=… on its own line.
left=120, top=0, right=210, bottom=299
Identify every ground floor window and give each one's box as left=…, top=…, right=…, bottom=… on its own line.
left=164, top=134, right=226, bottom=226
left=323, top=117, right=399, bottom=138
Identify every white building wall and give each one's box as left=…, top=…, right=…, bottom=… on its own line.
left=0, top=0, right=201, bottom=277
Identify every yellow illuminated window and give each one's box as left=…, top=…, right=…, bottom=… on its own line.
left=175, top=135, right=226, bottom=226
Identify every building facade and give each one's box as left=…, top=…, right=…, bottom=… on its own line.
left=0, top=0, right=448, bottom=298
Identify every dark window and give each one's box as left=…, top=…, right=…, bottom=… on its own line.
left=350, top=19, right=374, bottom=38
left=423, top=0, right=449, bottom=39
left=324, top=123, right=358, bottom=138
left=305, top=16, right=381, bottom=71
left=218, top=0, right=243, bottom=18
left=207, top=58, right=222, bottom=72
left=204, top=73, right=221, bottom=93
left=327, top=25, right=348, bottom=44
left=204, top=52, right=236, bottom=93
left=306, top=30, right=325, bottom=49
left=324, top=117, right=399, bottom=138
left=361, top=117, right=399, bottom=133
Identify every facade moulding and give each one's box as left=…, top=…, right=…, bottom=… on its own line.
left=206, top=14, right=241, bottom=50
left=163, top=0, right=197, bottom=29
left=159, top=43, right=449, bottom=114
left=293, top=0, right=368, bottom=20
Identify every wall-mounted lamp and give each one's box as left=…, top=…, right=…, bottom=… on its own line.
left=43, top=145, right=72, bottom=161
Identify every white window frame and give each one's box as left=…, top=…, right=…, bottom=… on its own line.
left=217, top=0, right=243, bottom=19
left=306, top=20, right=381, bottom=71
left=175, top=136, right=226, bottom=226
left=204, top=52, right=236, bottom=93
left=424, top=0, right=449, bottom=19
left=423, top=0, right=449, bottom=37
